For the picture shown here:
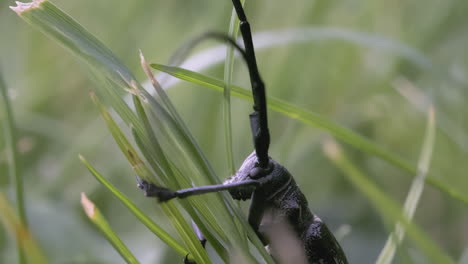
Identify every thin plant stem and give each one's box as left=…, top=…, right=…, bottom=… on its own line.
left=223, top=0, right=245, bottom=175
left=376, top=107, right=436, bottom=264
left=0, top=70, right=27, bottom=264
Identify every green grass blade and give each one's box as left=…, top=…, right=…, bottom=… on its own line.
left=11, top=0, right=147, bottom=140
left=79, top=155, right=188, bottom=258
left=0, top=70, right=27, bottom=263
left=323, top=139, right=454, bottom=264
left=80, top=192, right=139, bottom=264
left=90, top=92, right=154, bottom=184
left=222, top=0, right=245, bottom=175
left=10, top=1, right=134, bottom=87
left=0, top=192, right=47, bottom=264
left=149, top=63, right=468, bottom=206
left=376, top=107, right=436, bottom=264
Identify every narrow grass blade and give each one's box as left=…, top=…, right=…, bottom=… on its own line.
left=323, top=139, right=454, bottom=264
left=0, top=70, right=28, bottom=263
left=149, top=64, right=468, bottom=206
left=10, top=1, right=134, bottom=87
left=79, top=155, right=188, bottom=258
left=153, top=27, right=432, bottom=92
left=10, top=0, right=147, bottom=141
left=90, top=92, right=154, bottom=184
left=0, top=193, right=47, bottom=264
left=376, top=107, right=436, bottom=264
left=80, top=193, right=139, bottom=264
left=222, top=0, right=245, bottom=175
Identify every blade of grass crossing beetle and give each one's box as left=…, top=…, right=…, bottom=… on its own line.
left=78, top=155, right=189, bottom=258
left=0, top=193, right=47, bottom=264
left=323, top=140, right=454, bottom=264
left=222, top=0, right=245, bottom=175
left=149, top=64, right=468, bottom=206
left=80, top=193, right=139, bottom=264
left=376, top=107, right=436, bottom=264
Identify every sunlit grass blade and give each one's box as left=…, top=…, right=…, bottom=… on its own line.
left=10, top=1, right=134, bottom=88
left=0, top=70, right=28, bottom=263
left=0, top=192, right=47, bottom=264
left=376, top=107, right=436, bottom=264
left=79, top=155, right=189, bottom=258
left=80, top=192, right=139, bottom=264
left=10, top=0, right=147, bottom=140
left=323, top=139, right=454, bottom=264
left=149, top=63, right=468, bottom=206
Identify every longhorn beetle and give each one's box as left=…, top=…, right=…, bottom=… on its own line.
left=138, top=1, right=349, bottom=263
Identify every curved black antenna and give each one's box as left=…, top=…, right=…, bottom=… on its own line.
left=168, top=28, right=271, bottom=168
left=168, top=32, right=249, bottom=68
left=231, top=0, right=270, bottom=168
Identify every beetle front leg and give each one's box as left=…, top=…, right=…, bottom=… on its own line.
left=136, top=177, right=260, bottom=202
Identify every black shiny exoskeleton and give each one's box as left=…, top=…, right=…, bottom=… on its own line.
left=137, top=0, right=349, bottom=263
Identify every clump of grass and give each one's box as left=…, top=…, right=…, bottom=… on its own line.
left=10, top=1, right=272, bottom=263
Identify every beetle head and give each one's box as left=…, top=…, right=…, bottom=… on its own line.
left=224, top=151, right=272, bottom=200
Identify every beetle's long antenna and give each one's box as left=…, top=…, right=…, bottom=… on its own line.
left=168, top=32, right=249, bottom=68
left=231, top=0, right=270, bottom=168
left=168, top=26, right=270, bottom=168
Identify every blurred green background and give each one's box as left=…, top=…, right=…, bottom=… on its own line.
left=1, top=0, right=468, bottom=263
